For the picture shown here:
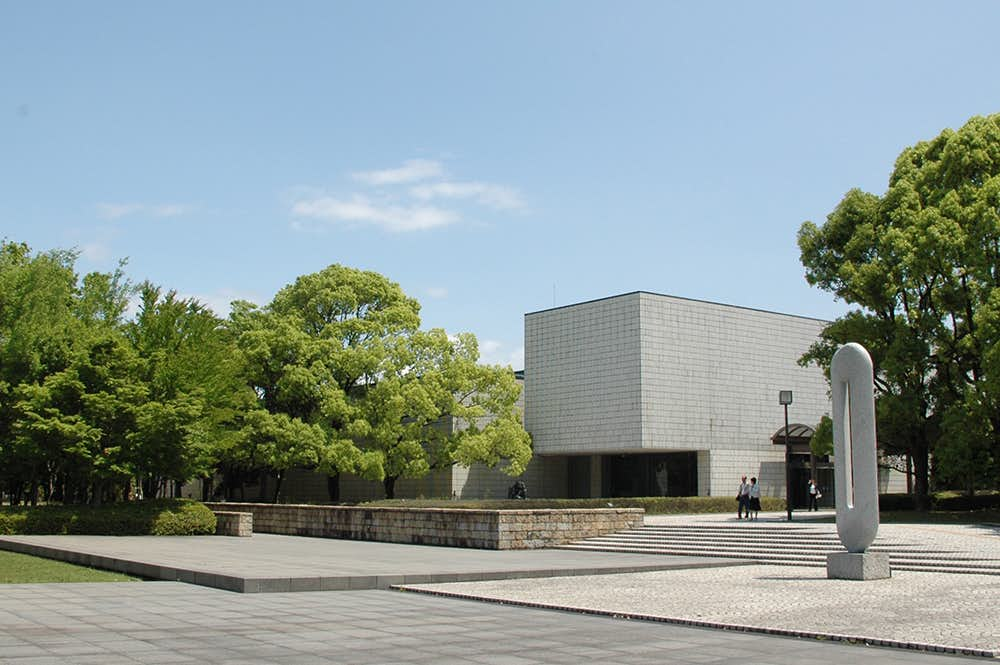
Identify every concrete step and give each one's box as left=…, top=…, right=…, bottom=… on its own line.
left=585, top=535, right=971, bottom=558
left=560, top=543, right=1000, bottom=574
left=560, top=525, right=1000, bottom=575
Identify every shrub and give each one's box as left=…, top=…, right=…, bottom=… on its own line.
left=363, top=495, right=786, bottom=515
left=932, top=491, right=1000, bottom=512
left=0, top=499, right=216, bottom=536
left=878, top=493, right=916, bottom=511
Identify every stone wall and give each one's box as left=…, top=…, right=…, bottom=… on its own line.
left=203, top=503, right=643, bottom=549
left=213, top=511, right=253, bottom=537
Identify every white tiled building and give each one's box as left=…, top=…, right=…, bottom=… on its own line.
left=523, top=292, right=832, bottom=501
left=199, top=291, right=899, bottom=504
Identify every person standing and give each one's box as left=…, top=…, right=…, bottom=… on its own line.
left=807, top=478, right=819, bottom=511
left=737, top=475, right=751, bottom=519
left=748, top=477, right=761, bottom=520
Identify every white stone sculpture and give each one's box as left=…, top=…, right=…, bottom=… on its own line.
left=828, top=342, right=890, bottom=579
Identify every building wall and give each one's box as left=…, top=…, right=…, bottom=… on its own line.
left=524, top=292, right=832, bottom=498
left=524, top=293, right=643, bottom=454
left=637, top=292, right=831, bottom=497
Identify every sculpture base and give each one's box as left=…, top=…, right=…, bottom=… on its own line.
left=827, top=551, right=891, bottom=580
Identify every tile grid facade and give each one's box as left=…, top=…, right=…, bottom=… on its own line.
left=525, top=292, right=832, bottom=498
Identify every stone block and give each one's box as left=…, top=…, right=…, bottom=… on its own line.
left=827, top=551, right=891, bottom=580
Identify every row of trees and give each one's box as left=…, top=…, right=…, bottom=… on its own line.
left=0, top=244, right=531, bottom=505
left=799, top=113, right=1000, bottom=507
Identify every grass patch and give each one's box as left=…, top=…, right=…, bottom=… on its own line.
left=0, top=550, right=138, bottom=584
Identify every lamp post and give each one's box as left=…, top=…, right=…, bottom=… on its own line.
left=779, top=390, right=793, bottom=521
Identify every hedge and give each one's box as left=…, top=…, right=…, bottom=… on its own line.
left=932, top=492, right=1000, bottom=511
left=363, top=495, right=786, bottom=515
left=874, top=492, right=1000, bottom=512
left=0, top=499, right=217, bottom=536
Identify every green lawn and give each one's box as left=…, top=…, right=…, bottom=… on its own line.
left=0, top=550, right=139, bottom=584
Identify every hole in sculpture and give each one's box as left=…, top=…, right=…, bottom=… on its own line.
left=843, top=381, right=854, bottom=510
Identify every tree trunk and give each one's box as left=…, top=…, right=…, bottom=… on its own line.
left=383, top=475, right=397, bottom=500
left=327, top=473, right=340, bottom=503
left=271, top=470, right=283, bottom=504
left=906, top=453, right=912, bottom=494
left=912, top=436, right=931, bottom=511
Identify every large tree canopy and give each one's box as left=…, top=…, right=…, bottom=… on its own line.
left=0, top=241, right=249, bottom=504
left=230, top=264, right=531, bottom=500
left=2, top=245, right=531, bottom=504
left=798, top=113, right=1000, bottom=505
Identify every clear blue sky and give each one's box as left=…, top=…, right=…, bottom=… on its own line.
left=4, top=1, right=999, bottom=368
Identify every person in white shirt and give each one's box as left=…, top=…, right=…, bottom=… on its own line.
left=807, top=478, right=819, bottom=511
left=737, top=475, right=751, bottom=519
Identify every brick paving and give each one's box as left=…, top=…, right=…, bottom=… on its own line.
left=401, top=564, right=1000, bottom=657
left=0, top=582, right=984, bottom=664
left=0, top=512, right=997, bottom=662
left=403, top=512, right=1000, bottom=658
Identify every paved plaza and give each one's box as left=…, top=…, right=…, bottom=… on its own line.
left=0, top=512, right=997, bottom=663
left=0, top=582, right=984, bottom=664
left=0, top=532, right=740, bottom=592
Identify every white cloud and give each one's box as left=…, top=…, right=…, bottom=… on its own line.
left=97, top=204, right=144, bottom=219
left=97, top=203, right=192, bottom=220
left=410, top=182, right=523, bottom=210
left=181, top=288, right=263, bottom=318
left=477, top=339, right=525, bottom=369
left=479, top=339, right=503, bottom=355
left=352, top=159, right=444, bottom=186
left=292, top=195, right=458, bottom=232
left=426, top=287, right=449, bottom=299
left=79, top=241, right=112, bottom=262
left=292, top=159, right=524, bottom=233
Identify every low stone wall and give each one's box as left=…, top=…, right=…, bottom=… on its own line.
left=213, top=511, right=253, bottom=537
left=203, top=503, right=643, bottom=549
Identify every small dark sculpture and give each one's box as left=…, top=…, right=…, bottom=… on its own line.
left=507, top=480, right=527, bottom=499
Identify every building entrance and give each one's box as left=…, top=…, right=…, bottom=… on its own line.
left=601, top=452, right=697, bottom=497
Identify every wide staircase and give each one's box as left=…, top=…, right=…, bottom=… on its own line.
left=560, top=522, right=1000, bottom=575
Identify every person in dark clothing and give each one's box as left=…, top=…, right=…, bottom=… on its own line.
left=737, top=475, right=751, bottom=519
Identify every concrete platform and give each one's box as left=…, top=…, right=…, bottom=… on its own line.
left=0, top=533, right=749, bottom=593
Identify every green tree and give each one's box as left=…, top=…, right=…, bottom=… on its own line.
left=13, top=332, right=145, bottom=504
left=1, top=241, right=250, bottom=505
left=126, top=284, right=252, bottom=498
left=227, top=264, right=418, bottom=501
left=798, top=113, right=1000, bottom=506
left=809, top=415, right=833, bottom=458
left=233, top=264, right=532, bottom=501
left=0, top=241, right=86, bottom=503
left=355, top=330, right=531, bottom=499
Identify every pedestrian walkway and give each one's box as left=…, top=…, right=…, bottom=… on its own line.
left=0, top=581, right=973, bottom=665
left=0, top=532, right=743, bottom=592
left=1, top=514, right=997, bottom=660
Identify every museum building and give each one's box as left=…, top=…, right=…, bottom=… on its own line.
left=518, top=291, right=835, bottom=503
left=206, top=291, right=900, bottom=505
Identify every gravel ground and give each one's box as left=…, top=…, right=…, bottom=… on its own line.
left=401, top=564, right=1000, bottom=655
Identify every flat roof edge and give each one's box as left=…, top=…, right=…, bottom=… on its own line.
left=524, top=290, right=831, bottom=324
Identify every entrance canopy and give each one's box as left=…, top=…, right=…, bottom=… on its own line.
left=771, top=423, right=816, bottom=453
left=771, top=423, right=815, bottom=446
